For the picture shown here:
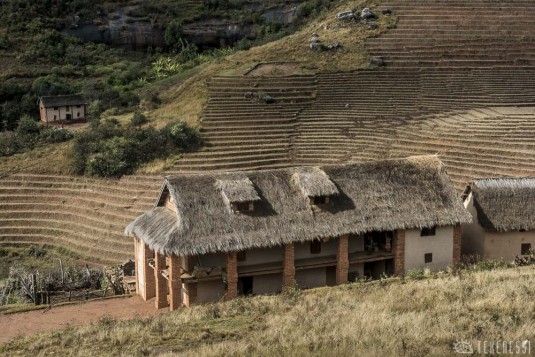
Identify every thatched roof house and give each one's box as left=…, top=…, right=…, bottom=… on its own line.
left=470, top=178, right=535, bottom=232
left=461, top=177, right=535, bottom=261
left=126, top=156, right=470, bottom=257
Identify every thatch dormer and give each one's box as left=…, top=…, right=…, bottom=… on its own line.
left=216, top=177, right=260, bottom=213
left=292, top=167, right=339, bottom=206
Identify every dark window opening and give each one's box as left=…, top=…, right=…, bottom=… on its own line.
left=424, top=253, right=433, bottom=263
left=77, top=112, right=81, bottom=117
left=66, top=107, right=70, bottom=112
left=53, top=106, right=59, bottom=110
left=76, top=105, right=81, bottom=108
left=310, top=240, right=322, bottom=254
left=521, top=243, right=531, bottom=255
left=233, top=201, right=254, bottom=213
left=310, top=196, right=329, bottom=205
left=53, top=115, right=57, bottom=120
left=421, top=226, right=436, bottom=237
left=237, top=250, right=246, bottom=262
left=238, top=276, right=253, bottom=295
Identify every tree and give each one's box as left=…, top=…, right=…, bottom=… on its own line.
left=164, top=20, right=184, bottom=53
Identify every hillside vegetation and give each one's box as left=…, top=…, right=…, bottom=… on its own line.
left=1, top=266, right=534, bottom=356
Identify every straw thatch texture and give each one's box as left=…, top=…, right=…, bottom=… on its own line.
left=125, top=156, right=471, bottom=256
left=472, top=178, right=535, bottom=232
left=291, top=167, right=339, bottom=198
left=216, top=177, right=260, bottom=203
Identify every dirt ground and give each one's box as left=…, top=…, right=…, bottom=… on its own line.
left=0, top=296, right=163, bottom=344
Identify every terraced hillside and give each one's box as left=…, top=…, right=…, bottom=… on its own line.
left=0, top=173, right=161, bottom=265
left=367, top=0, right=535, bottom=68
left=2, top=0, right=535, bottom=264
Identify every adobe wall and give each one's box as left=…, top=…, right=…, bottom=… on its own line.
left=253, top=273, right=282, bottom=295
left=296, top=267, right=326, bottom=289
left=196, top=280, right=225, bottom=303
left=404, top=226, right=454, bottom=272
left=483, top=231, right=535, bottom=261
left=461, top=192, right=486, bottom=256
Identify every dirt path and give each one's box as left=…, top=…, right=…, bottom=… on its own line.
left=0, top=296, right=164, bottom=344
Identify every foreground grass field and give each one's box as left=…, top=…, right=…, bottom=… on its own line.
left=2, top=266, right=534, bottom=356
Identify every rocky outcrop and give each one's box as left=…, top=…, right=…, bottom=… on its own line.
left=63, top=1, right=301, bottom=50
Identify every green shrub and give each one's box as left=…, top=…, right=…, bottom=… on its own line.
left=15, top=115, right=40, bottom=137
left=0, top=131, right=22, bottom=156
left=131, top=112, right=148, bottom=126
left=71, top=119, right=201, bottom=177
left=405, top=268, right=426, bottom=280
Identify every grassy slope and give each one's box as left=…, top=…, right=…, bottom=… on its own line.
left=1, top=266, right=534, bottom=356
left=145, top=0, right=393, bottom=127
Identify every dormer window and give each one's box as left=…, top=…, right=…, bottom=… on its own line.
left=216, top=177, right=260, bottom=214
left=292, top=168, right=339, bottom=208
left=232, top=201, right=255, bottom=213
left=310, top=196, right=330, bottom=206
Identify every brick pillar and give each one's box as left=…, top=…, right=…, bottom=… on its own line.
left=225, top=252, right=238, bottom=300
left=183, top=256, right=197, bottom=307
left=336, top=235, right=349, bottom=285
left=140, top=243, right=155, bottom=301
left=168, top=255, right=182, bottom=311
left=154, top=252, right=168, bottom=309
left=453, top=223, right=462, bottom=264
left=282, top=244, right=295, bottom=288
left=134, top=237, right=139, bottom=295
left=393, top=230, right=405, bottom=276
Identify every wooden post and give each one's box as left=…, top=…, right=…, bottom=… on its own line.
left=336, top=235, right=349, bottom=285
left=282, top=244, right=295, bottom=288
left=393, top=230, right=405, bottom=276
left=154, top=252, right=168, bottom=309
left=168, top=255, right=182, bottom=311
left=225, top=252, right=238, bottom=300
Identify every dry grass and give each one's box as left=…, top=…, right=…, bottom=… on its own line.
left=2, top=266, right=534, bottom=356
left=0, top=142, right=74, bottom=175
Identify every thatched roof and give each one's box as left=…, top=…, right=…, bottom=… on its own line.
left=216, top=177, right=260, bottom=203
left=471, top=178, right=535, bottom=232
left=40, top=94, right=86, bottom=108
left=292, top=167, right=339, bottom=198
left=125, top=156, right=471, bottom=256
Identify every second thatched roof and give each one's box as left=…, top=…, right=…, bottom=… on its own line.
left=125, top=156, right=471, bottom=256
left=471, top=178, right=535, bottom=232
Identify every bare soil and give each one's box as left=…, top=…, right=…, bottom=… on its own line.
left=0, top=295, right=162, bottom=344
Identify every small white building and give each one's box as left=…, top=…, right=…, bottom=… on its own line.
left=462, top=178, right=535, bottom=260
left=39, top=94, right=87, bottom=123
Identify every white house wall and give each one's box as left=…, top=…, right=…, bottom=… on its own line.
left=483, top=231, right=535, bottom=261
left=404, top=226, right=454, bottom=272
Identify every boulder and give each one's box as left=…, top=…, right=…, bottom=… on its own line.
left=382, top=9, right=392, bottom=15
left=371, top=56, right=385, bottom=66
left=336, top=11, right=355, bottom=20
left=361, top=8, right=376, bottom=20
left=261, top=94, right=275, bottom=104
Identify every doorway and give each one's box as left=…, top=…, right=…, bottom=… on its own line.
left=66, top=114, right=72, bottom=121
left=238, top=276, right=253, bottom=295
